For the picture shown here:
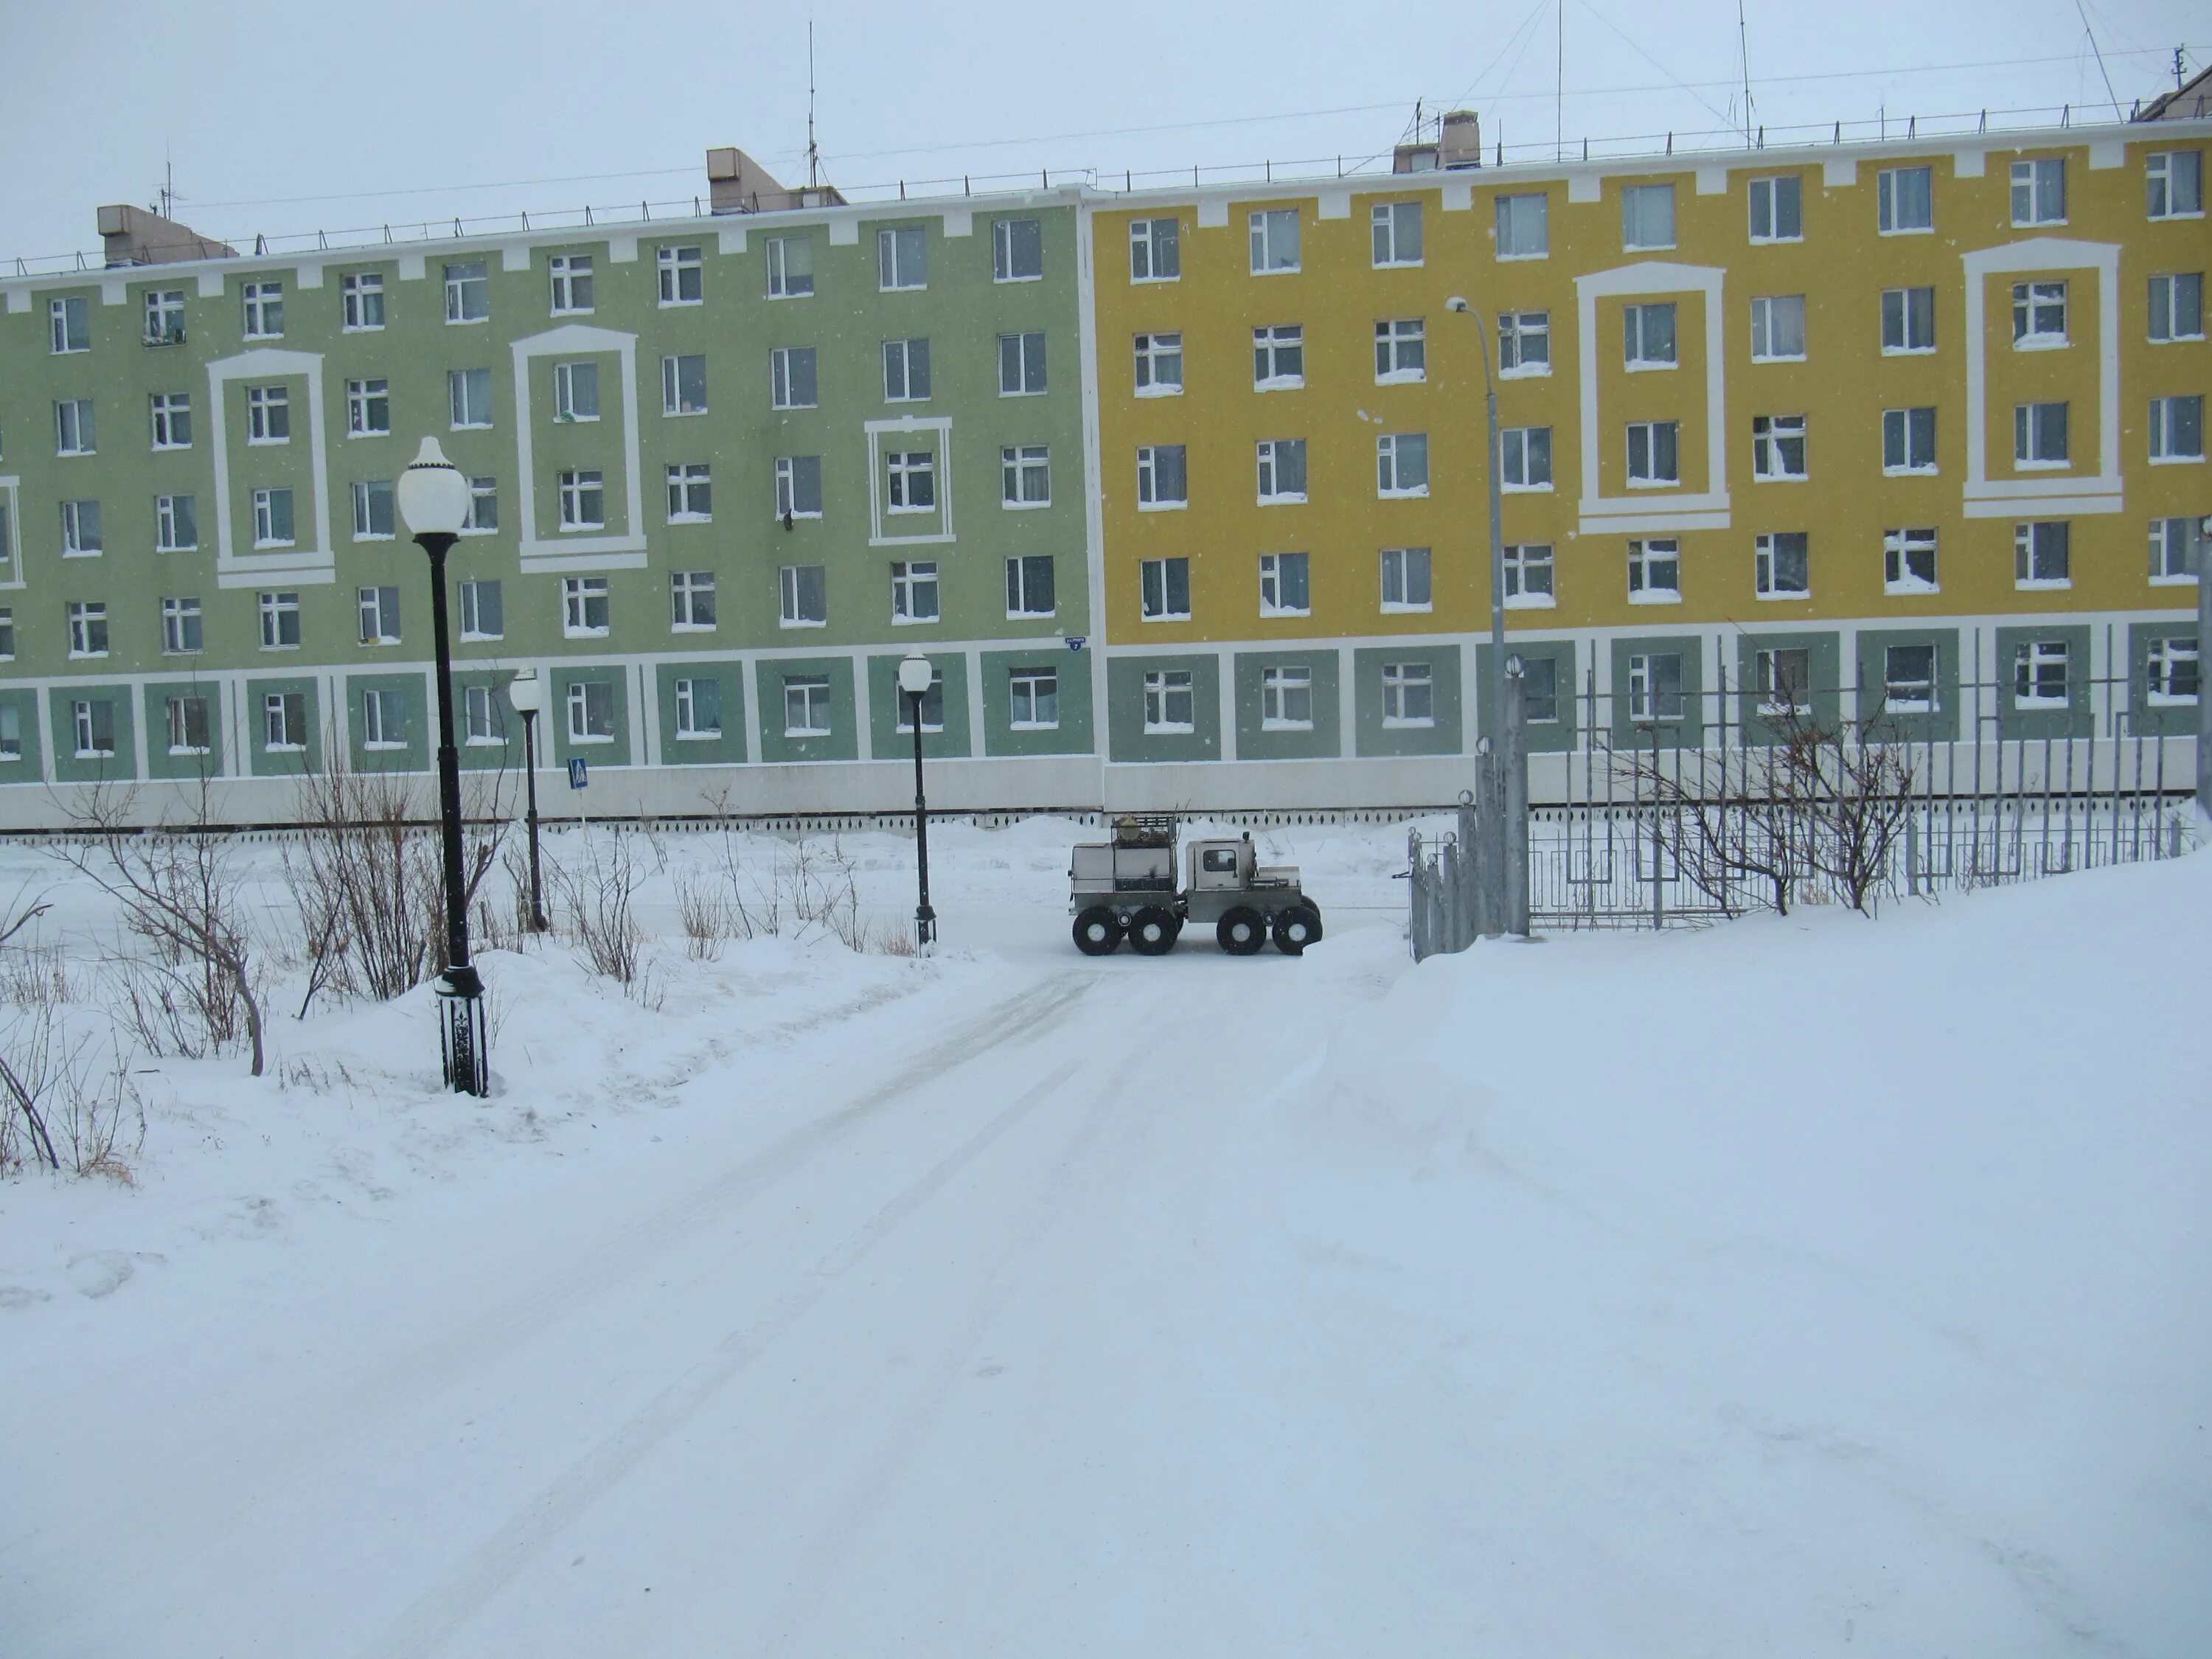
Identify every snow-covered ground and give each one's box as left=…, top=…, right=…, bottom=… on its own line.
left=0, top=817, right=2205, bottom=1657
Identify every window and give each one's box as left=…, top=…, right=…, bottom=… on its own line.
left=2150, top=394, right=2205, bottom=462
left=782, top=675, right=832, bottom=736
left=264, top=692, right=307, bottom=750
left=669, top=568, right=717, bottom=629
left=883, top=338, right=931, bottom=402
left=1883, top=644, right=1938, bottom=712
left=2014, top=401, right=2069, bottom=467
left=1495, top=192, right=1549, bottom=257
left=1520, top=657, right=1560, bottom=723
left=144, top=288, right=186, bottom=345
left=658, top=244, right=703, bottom=305
left=886, top=450, right=936, bottom=512
left=1381, top=662, right=1433, bottom=726
left=1878, top=165, right=1934, bottom=233
left=56, top=399, right=96, bottom=455
left=1374, top=318, right=1425, bottom=382
left=0, top=611, right=13, bottom=664
left=351, top=479, right=395, bottom=540
left=1006, top=554, right=1056, bottom=616
left=346, top=378, right=390, bottom=437
left=1130, top=217, right=1180, bottom=281
left=1141, top=557, right=1191, bottom=620
left=1627, top=422, right=1680, bottom=486
left=67, top=600, right=108, bottom=656
left=464, top=476, right=499, bottom=533
left=2146, top=150, right=2202, bottom=219
left=161, top=595, right=202, bottom=655
left=776, top=455, right=823, bottom=519
left=1371, top=201, right=1422, bottom=266
left=1380, top=546, right=1432, bottom=612
left=674, top=676, right=721, bottom=739
left=166, top=696, right=211, bottom=756
left=878, top=226, right=927, bottom=291
left=1624, top=302, right=1676, bottom=367
left=1882, top=286, right=1935, bottom=353
left=1754, top=648, right=1812, bottom=717
left=2012, top=280, right=2067, bottom=347
left=566, top=679, right=615, bottom=742
left=1377, top=432, right=1428, bottom=497
left=156, top=493, right=197, bottom=552
left=49, top=296, right=89, bottom=353
left=1755, top=532, right=1809, bottom=598
left=1499, top=310, right=1549, bottom=374
left=1137, top=445, right=1187, bottom=509
left=252, top=489, right=294, bottom=547
left=768, top=343, right=818, bottom=406
left=766, top=235, right=814, bottom=298
left=1503, top=544, right=1554, bottom=607
left=1879, top=526, right=1938, bottom=595
left=72, top=700, right=116, bottom=758
left=1002, top=445, right=1050, bottom=507
left=1500, top=427, right=1552, bottom=491
left=2149, top=273, right=2205, bottom=341
left=666, top=463, right=712, bottom=522
left=1256, top=439, right=1307, bottom=503
left=563, top=576, right=611, bottom=636
left=2151, top=517, right=2200, bottom=582
left=246, top=385, right=288, bottom=442
left=999, top=331, right=1048, bottom=395
left=444, top=260, right=488, bottom=323
left=62, top=499, right=103, bottom=555
left=994, top=217, right=1043, bottom=281
left=243, top=280, right=284, bottom=338
left=549, top=253, right=594, bottom=314
left=662, top=353, right=708, bottom=416
left=557, top=469, right=604, bottom=530
left=1261, top=666, right=1313, bottom=729
left=1627, top=653, right=1685, bottom=721
left=1259, top=552, right=1310, bottom=616
left=459, top=578, right=504, bottom=639
left=554, top=360, right=599, bottom=421
left=1134, top=332, right=1183, bottom=395
left=464, top=684, right=505, bottom=745
left=449, top=367, right=493, bottom=428
left=150, top=392, right=192, bottom=449
left=1143, top=669, right=1195, bottom=732
left=1750, top=294, right=1806, bottom=361
left=258, top=590, right=301, bottom=649
left=1009, top=668, right=1059, bottom=729
left=1882, top=408, right=1938, bottom=474
left=2011, top=158, right=2066, bottom=226
left=358, top=583, right=400, bottom=644
left=891, top=560, right=939, bottom=623
left=2015, top=520, right=2070, bottom=586
left=2012, top=639, right=2070, bottom=706
left=1627, top=538, right=1680, bottom=601
left=341, top=271, right=385, bottom=330
left=1747, top=175, right=1803, bottom=242
left=1621, top=184, right=1676, bottom=250
left=1251, top=324, right=1304, bottom=389
left=2146, top=636, right=2200, bottom=703
left=779, top=564, right=827, bottom=626
left=1250, top=209, right=1300, bottom=274
left=1753, top=413, right=1809, bottom=479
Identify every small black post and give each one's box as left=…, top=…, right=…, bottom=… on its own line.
left=418, top=530, right=486, bottom=1094
left=520, top=706, right=546, bottom=931
left=911, top=689, right=936, bottom=952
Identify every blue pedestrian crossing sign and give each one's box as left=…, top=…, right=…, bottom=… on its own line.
left=568, top=758, right=588, bottom=790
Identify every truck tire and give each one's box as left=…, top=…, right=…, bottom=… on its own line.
left=1216, top=907, right=1266, bottom=956
left=1073, top=906, right=1123, bottom=956
left=1299, top=900, right=1324, bottom=942
left=1272, top=906, right=1320, bottom=955
left=1128, top=907, right=1178, bottom=956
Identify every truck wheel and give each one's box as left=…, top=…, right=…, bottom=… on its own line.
left=1298, top=901, right=1324, bottom=942
left=1073, top=907, right=1123, bottom=956
left=1216, top=907, right=1266, bottom=956
left=1128, top=907, right=1178, bottom=956
left=1272, top=906, right=1320, bottom=955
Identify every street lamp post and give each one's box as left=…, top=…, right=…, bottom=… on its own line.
left=507, top=667, right=549, bottom=932
left=898, top=653, right=938, bottom=953
left=2197, top=512, right=2211, bottom=825
left=396, top=437, right=487, bottom=1096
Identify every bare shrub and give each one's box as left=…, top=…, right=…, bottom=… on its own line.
left=552, top=825, right=651, bottom=992
left=672, top=867, right=731, bottom=961
left=783, top=833, right=867, bottom=950
left=0, top=1008, right=142, bottom=1180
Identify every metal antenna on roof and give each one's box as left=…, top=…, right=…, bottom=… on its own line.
left=1735, top=0, right=1755, bottom=146
left=806, top=18, right=821, bottom=189
left=2072, top=0, right=2121, bottom=122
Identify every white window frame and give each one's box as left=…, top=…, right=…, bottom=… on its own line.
left=992, top=216, right=1044, bottom=282
left=251, top=487, right=295, bottom=549
left=463, top=476, right=498, bottom=535
left=257, top=590, right=301, bottom=650
left=1140, top=557, right=1191, bottom=621
left=2011, top=157, right=2067, bottom=226
left=766, top=235, right=815, bottom=299
left=1380, top=546, right=1433, bottom=613
left=669, top=568, right=717, bottom=630
left=1259, top=552, right=1310, bottom=618
left=665, top=462, right=712, bottom=524
left=49, top=295, right=90, bottom=354
left=1500, top=426, right=1552, bottom=493
left=549, top=252, right=595, bottom=315
left=1877, top=165, right=1935, bottom=234
left=2011, top=279, right=2068, bottom=349
left=1747, top=175, right=1804, bottom=243
left=1008, top=668, right=1060, bottom=730
left=658, top=244, right=704, bottom=306
left=2149, top=394, right=2205, bottom=463
left=553, top=359, right=600, bottom=422
left=1136, top=445, right=1187, bottom=511
left=156, top=493, right=197, bottom=552
left=1498, top=310, right=1550, bottom=377
left=557, top=468, right=605, bottom=532
left=2149, top=517, right=2199, bottom=583
left=243, top=279, right=285, bottom=339
left=150, top=392, right=192, bottom=450
left=357, top=582, right=401, bottom=644
left=55, top=398, right=97, bottom=456
left=1495, top=192, right=1549, bottom=259
left=1005, top=554, right=1056, bottom=619
left=1143, top=669, right=1196, bottom=734
left=1371, top=201, right=1422, bottom=268
left=2014, top=401, right=2070, bottom=470
left=143, top=288, right=186, bottom=346
left=2011, top=639, right=2071, bottom=707
left=66, top=600, right=108, bottom=658
left=674, top=676, right=722, bottom=739
left=72, top=699, right=116, bottom=759
left=1621, top=184, right=1677, bottom=251
left=771, top=346, right=818, bottom=410
left=1884, top=526, right=1940, bottom=594
left=1752, top=413, right=1809, bottom=481
left=346, top=377, right=390, bottom=438
left=2149, top=272, right=2205, bottom=343
left=1881, top=286, right=1936, bottom=355
left=562, top=574, right=611, bottom=637
left=2014, top=520, right=2071, bottom=588
left=1881, top=407, right=1938, bottom=476
left=1134, top=331, right=1183, bottom=396
left=246, top=384, right=288, bottom=444
left=1754, top=647, right=1813, bottom=717
left=779, top=565, right=827, bottom=627
left=449, top=366, right=493, bottom=430
left=1502, top=543, right=1555, bottom=608
left=161, top=595, right=202, bottom=655
left=775, top=455, right=824, bottom=520
left=464, top=684, right=505, bottom=746
left=1252, top=324, right=1304, bottom=390
left=661, top=352, right=708, bottom=417
left=1377, top=432, right=1429, bottom=498
left=1380, top=662, right=1435, bottom=728
left=1882, top=644, right=1939, bottom=713
left=61, top=498, right=102, bottom=556
left=350, top=479, right=396, bottom=541
left=890, top=560, right=940, bottom=625
left=1259, top=665, right=1314, bottom=731
left=459, top=577, right=504, bottom=639
left=263, top=692, right=307, bottom=751
left=886, top=449, right=938, bottom=514
left=1001, top=444, right=1050, bottom=509
left=1130, top=217, right=1180, bottom=282
left=782, top=675, right=832, bottom=735
left=883, top=337, right=931, bottom=403
left=998, top=331, right=1047, bottom=397
left=1256, top=439, right=1307, bottom=504
left=1754, top=531, right=1811, bottom=599
left=878, top=226, right=928, bottom=291
left=1624, top=302, right=1677, bottom=369
left=1626, top=421, right=1680, bottom=487
left=2147, top=150, right=2205, bottom=220
left=341, top=271, right=385, bottom=332
left=1750, top=294, right=1806, bottom=363
left=1626, top=653, right=1685, bottom=723
left=1627, top=538, right=1681, bottom=602
left=2146, top=636, right=2199, bottom=705
left=1374, top=318, right=1425, bottom=383
left=566, top=679, right=616, bottom=744
left=1249, top=208, right=1301, bottom=274
left=444, top=260, right=489, bottom=324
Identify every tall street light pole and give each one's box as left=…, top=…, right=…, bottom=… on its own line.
left=507, top=667, right=549, bottom=932
left=898, top=653, right=938, bottom=953
left=397, top=437, right=487, bottom=1096
left=2197, top=512, right=2211, bottom=825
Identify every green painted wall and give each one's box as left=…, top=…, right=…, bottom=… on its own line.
left=2126, top=619, right=2200, bottom=738
left=1854, top=627, right=1961, bottom=740
left=1232, top=647, right=1339, bottom=760
left=46, top=680, right=134, bottom=783
left=1473, top=641, right=1576, bottom=754
left=1106, top=653, right=1219, bottom=763
left=1731, top=630, right=1843, bottom=740
left=1608, top=635, right=1705, bottom=748
left=141, top=677, right=224, bottom=779
left=866, top=650, right=972, bottom=759
left=653, top=661, right=747, bottom=765
left=979, top=647, right=1093, bottom=757
left=755, top=656, right=857, bottom=763
left=1992, top=623, right=2093, bottom=740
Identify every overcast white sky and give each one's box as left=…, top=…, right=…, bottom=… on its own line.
left=0, top=0, right=2199, bottom=264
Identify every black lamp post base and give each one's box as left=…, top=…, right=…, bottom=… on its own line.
left=914, top=904, right=937, bottom=956
left=437, top=970, right=488, bottom=1096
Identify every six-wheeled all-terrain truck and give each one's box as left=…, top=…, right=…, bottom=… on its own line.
left=1069, top=815, right=1323, bottom=956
